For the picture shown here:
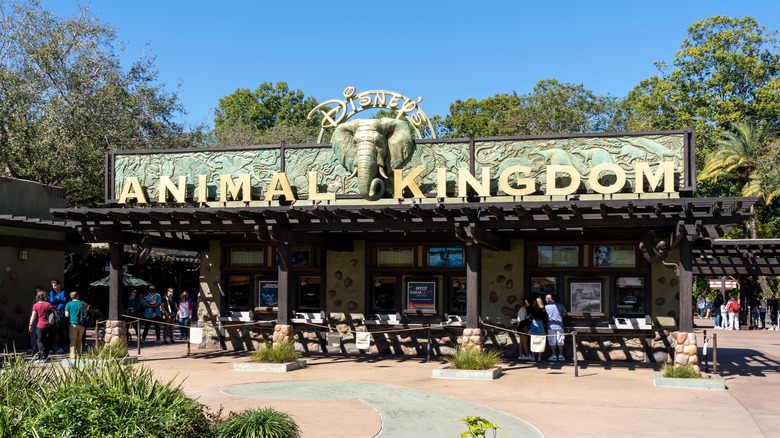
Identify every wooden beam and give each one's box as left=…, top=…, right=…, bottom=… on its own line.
left=515, top=205, right=529, bottom=217
left=461, top=207, right=479, bottom=223
left=359, top=208, right=386, bottom=220
left=333, top=209, right=359, bottom=220
left=409, top=205, right=432, bottom=219
left=541, top=204, right=556, bottom=219
left=286, top=208, right=311, bottom=222
left=464, top=225, right=510, bottom=252
left=87, top=229, right=210, bottom=251
left=267, top=226, right=353, bottom=252
left=487, top=206, right=505, bottom=220
left=310, top=208, right=335, bottom=221
left=599, top=203, right=608, bottom=219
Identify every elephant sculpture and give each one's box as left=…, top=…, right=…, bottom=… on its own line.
left=331, top=118, right=414, bottom=200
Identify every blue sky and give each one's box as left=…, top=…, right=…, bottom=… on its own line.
left=41, top=1, right=780, bottom=129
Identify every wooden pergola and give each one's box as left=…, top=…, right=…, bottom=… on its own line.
left=52, top=196, right=757, bottom=332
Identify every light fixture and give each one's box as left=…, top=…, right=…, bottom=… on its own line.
left=451, top=279, right=460, bottom=288
left=374, top=279, right=382, bottom=288
left=300, top=278, right=308, bottom=286
left=18, top=249, right=27, bottom=261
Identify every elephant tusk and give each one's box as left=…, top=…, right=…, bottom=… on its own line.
left=378, top=166, right=389, bottom=180
left=348, top=168, right=358, bottom=179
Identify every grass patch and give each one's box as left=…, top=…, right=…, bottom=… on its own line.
left=446, top=346, right=502, bottom=370
left=662, top=363, right=701, bottom=378
left=249, top=341, right=301, bottom=364
left=218, top=407, right=301, bottom=438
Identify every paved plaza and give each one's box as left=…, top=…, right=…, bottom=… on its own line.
left=128, top=319, right=779, bottom=437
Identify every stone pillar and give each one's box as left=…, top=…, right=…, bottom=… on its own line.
left=673, top=331, right=700, bottom=375
left=273, top=324, right=293, bottom=346
left=459, top=327, right=484, bottom=351
left=103, top=320, right=127, bottom=347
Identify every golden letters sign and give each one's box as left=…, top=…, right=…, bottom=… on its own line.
left=116, top=162, right=676, bottom=204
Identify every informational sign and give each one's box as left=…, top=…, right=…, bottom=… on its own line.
left=189, top=327, right=203, bottom=345
left=709, top=279, right=738, bottom=290
left=258, top=281, right=279, bottom=307
left=377, top=246, right=415, bottom=267
left=407, top=281, right=436, bottom=310
left=355, top=331, right=371, bottom=350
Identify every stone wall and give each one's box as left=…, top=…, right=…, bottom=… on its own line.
left=672, top=331, right=700, bottom=374
left=480, top=240, right=524, bottom=327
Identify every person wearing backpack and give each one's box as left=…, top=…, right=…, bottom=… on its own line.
left=64, top=291, right=86, bottom=359
left=48, top=279, right=69, bottom=354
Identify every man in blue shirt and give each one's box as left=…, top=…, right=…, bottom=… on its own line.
left=544, top=294, right=568, bottom=361
left=48, top=279, right=68, bottom=353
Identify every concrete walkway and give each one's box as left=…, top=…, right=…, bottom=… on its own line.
left=129, top=320, right=779, bottom=437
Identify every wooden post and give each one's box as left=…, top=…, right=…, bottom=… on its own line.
left=276, top=244, right=290, bottom=325
left=465, top=243, right=481, bottom=328
left=678, top=238, right=693, bottom=332
left=108, top=242, right=123, bottom=321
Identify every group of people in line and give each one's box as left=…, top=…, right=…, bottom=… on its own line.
left=28, top=279, right=89, bottom=361
left=515, top=294, right=568, bottom=362
left=705, top=295, right=778, bottom=331
left=123, top=285, right=193, bottom=344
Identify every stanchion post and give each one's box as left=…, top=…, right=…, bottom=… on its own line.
left=572, top=331, right=578, bottom=377
left=712, top=332, right=718, bottom=375
left=137, top=319, right=141, bottom=355
left=703, top=329, right=708, bottom=372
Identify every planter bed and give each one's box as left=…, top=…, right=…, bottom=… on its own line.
left=233, top=360, right=307, bottom=372
left=653, top=372, right=726, bottom=390
left=61, top=356, right=139, bottom=367
left=432, top=366, right=502, bottom=380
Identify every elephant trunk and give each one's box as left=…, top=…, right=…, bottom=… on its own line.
left=356, top=141, right=385, bottom=201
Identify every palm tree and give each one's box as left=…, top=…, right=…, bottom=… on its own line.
left=699, top=122, right=779, bottom=297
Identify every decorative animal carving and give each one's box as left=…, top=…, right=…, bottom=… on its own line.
left=331, top=118, right=414, bottom=200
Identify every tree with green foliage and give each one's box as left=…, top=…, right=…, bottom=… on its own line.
left=620, top=16, right=780, bottom=158
left=699, top=122, right=779, bottom=296
left=442, top=79, right=620, bottom=137
left=214, top=81, right=320, bottom=146
left=0, top=0, right=203, bottom=206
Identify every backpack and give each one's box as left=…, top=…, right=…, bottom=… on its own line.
left=78, top=302, right=95, bottom=327
left=729, top=300, right=740, bottom=313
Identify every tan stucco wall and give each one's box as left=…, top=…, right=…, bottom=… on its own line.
left=650, top=247, right=681, bottom=321
left=480, top=239, right=525, bottom=326
left=197, top=241, right=222, bottom=321
left=325, top=241, right=366, bottom=315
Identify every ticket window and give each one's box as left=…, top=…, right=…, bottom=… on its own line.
left=227, top=275, right=251, bottom=312
left=616, top=277, right=646, bottom=317
left=371, top=276, right=397, bottom=313
left=447, top=277, right=467, bottom=315
left=297, top=276, right=323, bottom=310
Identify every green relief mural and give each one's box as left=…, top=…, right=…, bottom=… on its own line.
left=283, top=147, right=359, bottom=196
left=114, top=149, right=281, bottom=200
left=404, top=142, right=469, bottom=194
left=475, top=134, right=684, bottom=193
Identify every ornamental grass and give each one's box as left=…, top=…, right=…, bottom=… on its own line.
left=217, top=407, right=301, bottom=438
left=249, top=341, right=301, bottom=364
left=662, top=363, right=701, bottom=378
left=445, top=346, right=502, bottom=370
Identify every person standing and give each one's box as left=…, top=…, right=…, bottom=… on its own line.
left=515, top=299, right=532, bottom=361
left=29, top=290, right=52, bottom=362
left=141, top=286, right=162, bottom=343
left=63, top=291, right=85, bottom=359
left=161, top=288, right=176, bottom=344
left=544, top=294, right=567, bottom=361
left=704, top=297, right=712, bottom=318
left=48, top=279, right=68, bottom=354
left=727, top=297, right=741, bottom=330
left=713, top=295, right=724, bottom=329
left=177, top=292, right=192, bottom=340
left=696, top=295, right=705, bottom=318
left=124, top=289, right=141, bottom=342
left=720, top=299, right=729, bottom=329
left=529, top=297, right=548, bottom=362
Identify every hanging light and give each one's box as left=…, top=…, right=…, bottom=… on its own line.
left=18, top=249, right=28, bottom=261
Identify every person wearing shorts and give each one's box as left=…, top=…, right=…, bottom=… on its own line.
left=544, top=294, right=567, bottom=361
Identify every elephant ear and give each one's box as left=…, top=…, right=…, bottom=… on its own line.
left=378, top=118, right=414, bottom=169
left=331, top=119, right=360, bottom=170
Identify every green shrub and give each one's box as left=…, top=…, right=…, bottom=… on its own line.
left=0, top=352, right=216, bottom=437
left=218, top=407, right=301, bottom=438
left=446, top=346, right=502, bottom=370
left=459, top=416, right=505, bottom=438
left=249, top=341, right=301, bottom=364
left=90, top=339, right=129, bottom=359
left=662, top=363, right=701, bottom=378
